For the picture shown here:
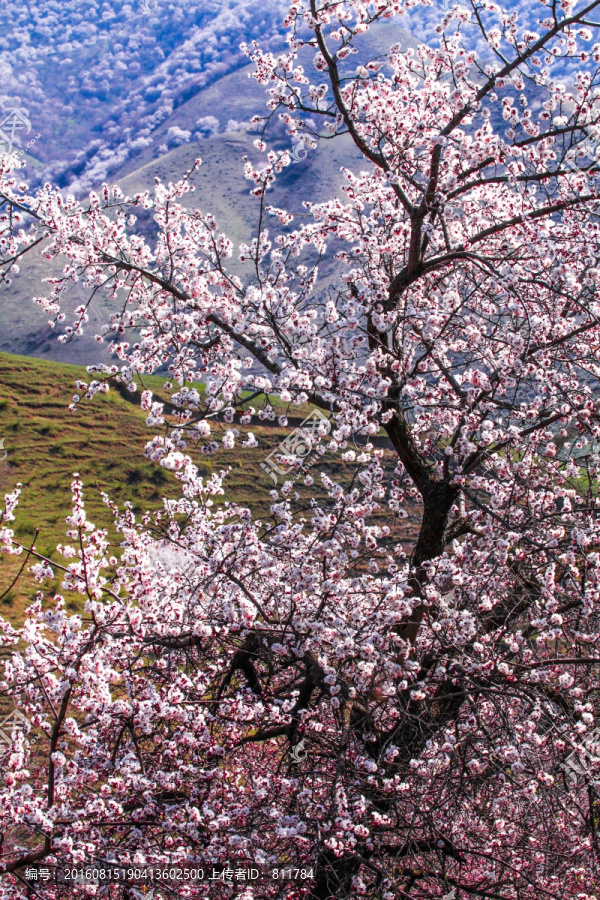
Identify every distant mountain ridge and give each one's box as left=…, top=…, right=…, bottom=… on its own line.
left=0, top=0, right=579, bottom=367
left=0, top=0, right=290, bottom=190
left=0, top=9, right=412, bottom=367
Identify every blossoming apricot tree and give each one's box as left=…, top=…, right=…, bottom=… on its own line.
left=2, top=0, right=600, bottom=897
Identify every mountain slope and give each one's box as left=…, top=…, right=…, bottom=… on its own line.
left=0, top=352, right=411, bottom=619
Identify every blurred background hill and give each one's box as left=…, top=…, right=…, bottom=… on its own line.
left=0, top=0, right=414, bottom=366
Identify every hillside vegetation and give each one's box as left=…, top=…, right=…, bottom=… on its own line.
left=0, top=352, right=409, bottom=621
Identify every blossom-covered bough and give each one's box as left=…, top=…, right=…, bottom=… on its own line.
left=3, top=0, right=600, bottom=896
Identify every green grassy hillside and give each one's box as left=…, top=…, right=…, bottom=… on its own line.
left=0, top=352, right=411, bottom=621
